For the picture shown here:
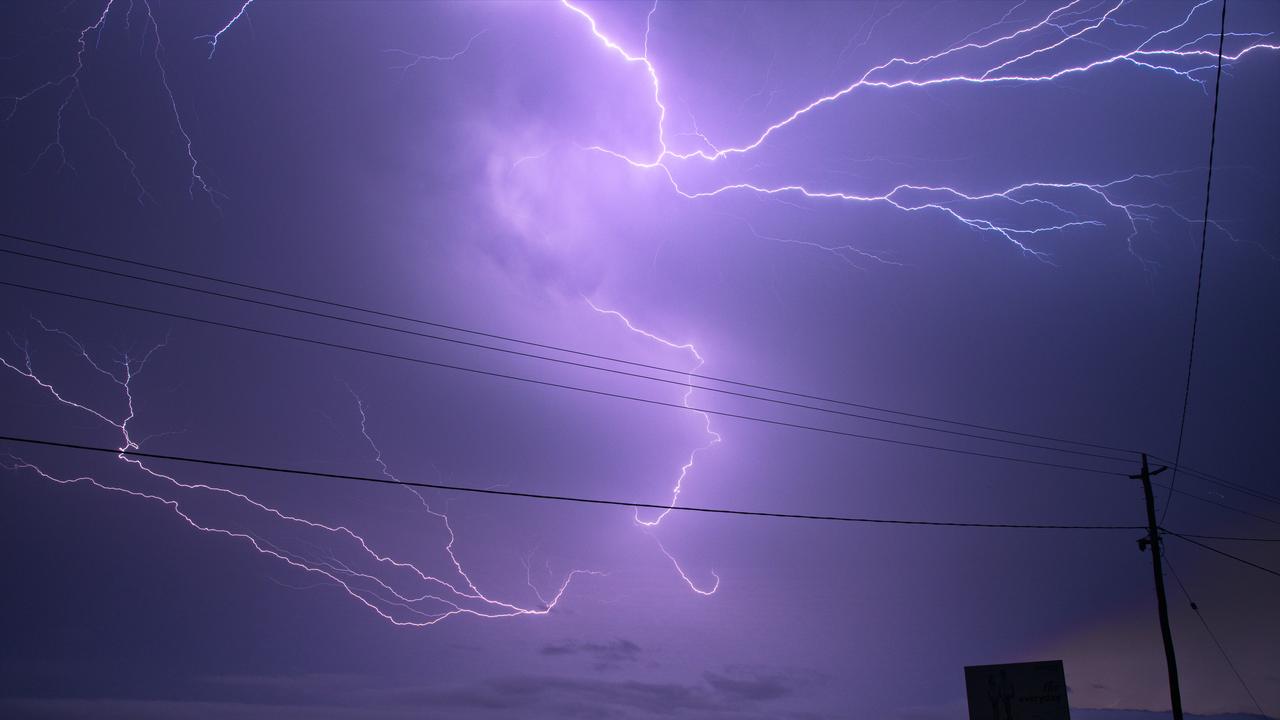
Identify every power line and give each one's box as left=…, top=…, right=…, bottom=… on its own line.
left=1154, top=482, right=1280, bottom=528
left=9, top=281, right=1274, bottom=529
left=14, top=238, right=1274, bottom=510
left=0, top=434, right=1150, bottom=531
left=0, top=278, right=1132, bottom=477
left=1164, top=530, right=1280, bottom=580
left=1172, top=471, right=1280, bottom=508
left=0, top=229, right=1138, bottom=456
left=1163, top=0, right=1228, bottom=525
left=7, top=260, right=1274, bottom=522
left=1163, top=552, right=1268, bottom=717
left=1148, top=453, right=1280, bottom=507
left=1170, top=533, right=1280, bottom=543
left=0, top=244, right=1135, bottom=466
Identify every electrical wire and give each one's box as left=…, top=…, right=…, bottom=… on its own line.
left=0, top=244, right=1136, bottom=465
left=0, top=278, right=1133, bottom=476
left=11, top=235, right=1273, bottom=506
left=8, top=278, right=1277, bottom=527
left=1163, top=552, right=1268, bottom=717
left=1163, top=0, right=1229, bottom=524
left=1149, top=453, right=1280, bottom=507
left=0, top=230, right=1139, bottom=455
left=1165, top=530, right=1280, bottom=579
left=1154, top=485, right=1280, bottom=528
left=1169, top=532, right=1280, bottom=543
left=0, top=433, right=1150, bottom=531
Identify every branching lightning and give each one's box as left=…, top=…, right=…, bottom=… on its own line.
left=7, top=0, right=1276, bottom=620
left=2, top=0, right=218, bottom=205
left=544, top=0, right=1276, bottom=596
left=196, top=0, right=256, bottom=60
left=1, top=320, right=598, bottom=626
left=586, top=298, right=721, bottom=595
left=653, top=532, right=720, bottom=596
left=737, top=217, right=906, bottom=270
left=385, top=29, right=490, bottom=75
left=559, top=0, right=1278, bottom=264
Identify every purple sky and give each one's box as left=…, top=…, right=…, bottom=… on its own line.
left=1, top=1, right=1278, bottom=718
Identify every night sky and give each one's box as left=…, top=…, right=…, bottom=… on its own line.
left=1, top=1, right=1278, bottom=718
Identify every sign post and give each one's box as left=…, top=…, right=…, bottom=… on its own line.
left=964, top=660, right=1070, bottom=720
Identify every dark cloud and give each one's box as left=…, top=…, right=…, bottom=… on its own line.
left=427, top=676, right=712, bottom=716
left=541, top=638, right=644, bottom=670
left=399, top=666, right=815, bottom=718
left=0, top=698, right=416, bottom=720
left=91, top=664, right=820, bottom=719
left=703, top=669, right=795, bottom=702
left=6, top=696, right=1264, bottom=720
left=3, top=2, right=1276, bottom=718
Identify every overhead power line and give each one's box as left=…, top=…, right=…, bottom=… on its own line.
left=1165, top=530, right=1280, bottom=580
left=0, top=230, right=1137, bottom=455
left=4, top=280, right=1274, bottom=527
left=9, top=235, right=1272, bottom=508
left=1162, top=0, right=1228, bottom=525
left=1172, top=548, right=1269, bottom=712
left=0, top=244, right=1134, bottom=465
left=4, top=253, right=1273, bottom=518
left=1170, top=533, right=1280, bottom=543
left=1154, top=488, right=1280, bottom=528
left=0, top=278, right=1131, bottom=477
left=1148, top=453, right=1280, bottom=507
left=0, top=433, right=1148, bottom=531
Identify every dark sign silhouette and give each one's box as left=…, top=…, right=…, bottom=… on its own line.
left=965, top=660, right=1069, bottom=720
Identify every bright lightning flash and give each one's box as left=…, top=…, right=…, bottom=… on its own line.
left=586, top=298, right=721, bottom=596
left=1, top=319, right=599, bottom=627
left=2, top=0, right=218, bottom=205
left=559, top=0, right=1278, bottom=265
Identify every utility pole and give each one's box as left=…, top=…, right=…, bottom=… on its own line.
left=1131, top=453, right=1182, bottom=720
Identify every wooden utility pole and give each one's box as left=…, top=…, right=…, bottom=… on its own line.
left=1131, top=453, right=1182, bottom=720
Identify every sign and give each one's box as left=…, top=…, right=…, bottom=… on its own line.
left=964, top=660, right=1069, bottom=720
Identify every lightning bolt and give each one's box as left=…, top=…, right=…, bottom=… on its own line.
left=736, top=217, right=906, bottom=271
left=140, top=0, right=220, bottom=205
left=3, top=2, right=140, bottom=199
left=559, top=0, right=1278, bottom=264
left=1, top=319, right=599, bottom=627
left=385, top=29, right=490, bottom=75
left=196, top=0, right=256, bottom=60
left=547, top=0, right=1275, bottom=594
left=653, top=532, right=720, bottom=596
left=9, top=0, right=1273, bottom=617
left=585, top=298, right=721, bottom=595
left=2, top=0, right=219, bottom=205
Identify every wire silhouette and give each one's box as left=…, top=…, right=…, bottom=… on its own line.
left=1163, top=552, right=1268, bottom=717
left=0, top=434, right=1149, bottom=531
left=0, top=230, right=1138, bottom=453
left=1165, top=530, right=1280, bottom=579
left=1163, top=0, right=1229, bottom=525
left=7, top=232, right=1273, bottom=505
left=0, top=244, right=1137, bottom=465
left=0, top=278, right=1132, bottom=476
